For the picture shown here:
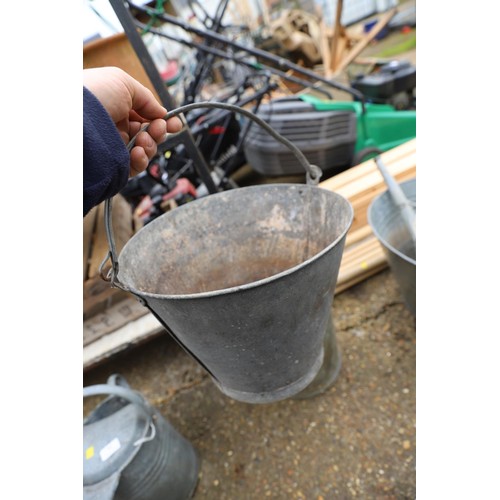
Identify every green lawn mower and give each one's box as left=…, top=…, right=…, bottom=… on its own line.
left=242, top=94, right=416, bottom=178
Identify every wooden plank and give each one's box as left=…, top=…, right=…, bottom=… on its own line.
left=83, top=312, right=165, bottom=372
left=83, top=195, right=134, bottom=320
left=259, top=0, right=270, bottom=26
left=338, top=253, right=387, bottom=285
left=340, top=235, right=382, bottom=266
left=333, top=35, right=349, bottom=73
left=322, top=139, right=416, bottom=293
left=345, top=225, right=372, bottom=246
left=319, top=19, right=332, bottom=77
left=83, top=275, right=130, bottom=320
left=330, top=0, right=344, bottom=71
left=338, top=239, right=387, bottom=281
left=83, top=206, right=98, bottom=280
left=335, top=159, right=416, bottom=201
left=83, top=296, right=149, bottom=346
left=341, top=243, right=385, bottom=270
left=346, top=167, right=416, bottom=209
left=332, top=7, right=398, bottom=76
left=343, top=168, right=416, bottom=233
left=335, top=261, right=387, bottom=294
left=87, top=194, right=134, bottom=279
left=87, top=202, right=107, bottom=279
left=320, top=139, right=416, bottom=192
left=333, top=139, right=415, bottom=189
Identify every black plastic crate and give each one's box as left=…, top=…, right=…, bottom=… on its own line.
left=243, top=98, right=357, bottom=176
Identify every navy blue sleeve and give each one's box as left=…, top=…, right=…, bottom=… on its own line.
left=83, top=86, right=130, bottom=216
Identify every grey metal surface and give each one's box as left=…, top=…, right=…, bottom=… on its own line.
left=374, top=156, right=416, bottom=243
left=83, top=378, right=200, bottom=500
left=83, top=404, right=150, bottom=485
left=116, top=184, right=353, bottom=403
left=368, top=178, right=416, bottom=315
left=83, top=472, right=120, bottom=500
left=293, top=309, right=341, bottom=399
left=114, top=406, right=200, bottom=500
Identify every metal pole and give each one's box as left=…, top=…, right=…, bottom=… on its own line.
left=133, top=20, right=334, bottom=99
left=107, top=0, right=218, bottom=194
left=129, top=0, right=366, bottom=107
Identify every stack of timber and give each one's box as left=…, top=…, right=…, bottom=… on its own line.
left=317, top=0, right=398, bottom=78
left=83, top=139, right=416, bottom=371
left=319, top=138, right=416, bottom=292
left=83, top=195, right=148, bottom=347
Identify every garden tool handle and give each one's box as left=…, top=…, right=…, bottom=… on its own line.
left=374, top=155, right=416, bottom=243
left=102, top=101, right=323, bottom=287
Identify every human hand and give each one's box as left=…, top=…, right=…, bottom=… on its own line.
left=83, top=66, right=183, bottom=176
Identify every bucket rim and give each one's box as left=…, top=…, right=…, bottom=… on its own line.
left=119, top=184, right=354, bottom=300
left=367, top=178, right=416, bottom=266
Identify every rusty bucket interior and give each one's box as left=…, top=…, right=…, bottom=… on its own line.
left=119, top=185, right=351, bottom=296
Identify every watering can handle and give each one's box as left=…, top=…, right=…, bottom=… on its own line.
left=101, top=101, right=323, bottom=287
left=83, top=383, right=155, bottom=418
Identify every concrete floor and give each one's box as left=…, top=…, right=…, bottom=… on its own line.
left=83, top=268, right=416, bottom=499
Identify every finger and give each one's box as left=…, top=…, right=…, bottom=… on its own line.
left=134, top=131, right=158, bottom=160
left=126, top=78, right=168, bottom=120
left=128, top=113, right=182, bottom=135
left=166, top=116, right=183, bottom=134
left=145, top=119, right=167, bottom=143
left=129, top=110, right=148, bottom=123
left=128, top=120, right=143, bottom=138
left=115, top=117, right=130, bottom=144
left=129, top=146, right=150, bottom=176
left=127, top=122, right=154, bottom=151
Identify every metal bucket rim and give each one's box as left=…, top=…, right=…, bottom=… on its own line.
left=119, top=184, right=354, bottom=300
left=367, top=178, right=416, bottom=266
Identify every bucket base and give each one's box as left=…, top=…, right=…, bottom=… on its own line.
left=292, top=313, right=341, bottom=399
left=213, top=347, right=325, bottom=404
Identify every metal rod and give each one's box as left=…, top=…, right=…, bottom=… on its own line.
left=185, top=0, right=230, bottom=103
left=375, top=155, right=416, bottom=243
left=107, top=0, right=218, bottom=194
left=109, top=0, right=176, bottom=109
left=133, top=20, right=334, bottom=99
left=127, top=0, right=366, bottom=108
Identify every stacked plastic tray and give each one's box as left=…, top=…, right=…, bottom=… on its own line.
left=243, top=98, right=357, bottom=176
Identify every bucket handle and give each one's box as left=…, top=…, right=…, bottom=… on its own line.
left=101, top=101, right=323, bottom=287
left=142, top=102, right=322, bottom=185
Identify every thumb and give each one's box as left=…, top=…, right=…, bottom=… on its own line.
left=128, top=78, right=168, bottom=120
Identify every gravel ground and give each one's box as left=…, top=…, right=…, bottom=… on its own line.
left=84, top=268, right=416, bottom=499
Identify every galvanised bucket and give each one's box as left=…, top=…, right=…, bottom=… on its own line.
left=83, top=375, right=199, bottom=500
left=102, top=102, right=353, bottom=404
left=293, top=309, right=341, bottom=399
left=368, top=177, right=416, bottom=315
